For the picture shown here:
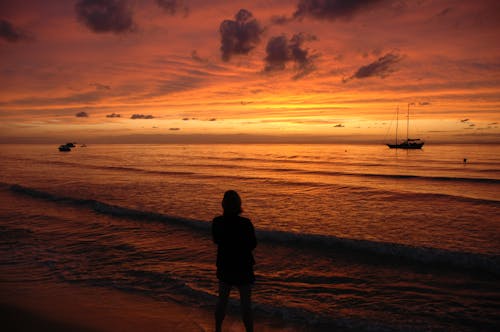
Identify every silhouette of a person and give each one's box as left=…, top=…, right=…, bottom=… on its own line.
left=212, top=190, right=257, bottom=332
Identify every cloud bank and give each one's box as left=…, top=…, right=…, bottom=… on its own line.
left=131, top=114, right=154, bottom=119
left=264, top=33, right=317, bottom=79
left=293, top=0, right=386, bottom=21
left=345, top=52, right=402, bottom=82
left=156, top=0, right=188, bottom=16
left=76, top=111, right=89, bottom=117
left=219, top=9, right=263, bottom=61
left=0, top=19, right=31, bottom=42
left=75, top=0, right=135, bottom=34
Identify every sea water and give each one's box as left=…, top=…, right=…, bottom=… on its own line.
left=1, top=143, right=499, bottom=331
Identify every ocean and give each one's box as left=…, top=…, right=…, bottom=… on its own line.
left=1, top=143, right=499, bottom=331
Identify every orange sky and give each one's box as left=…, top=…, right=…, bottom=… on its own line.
left=1, top=0, right=499, bottom=143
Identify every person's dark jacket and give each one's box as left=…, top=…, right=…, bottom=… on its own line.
left=212, top=215, right=257, bottom=285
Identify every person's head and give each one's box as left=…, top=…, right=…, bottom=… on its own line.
left=222, top=190, right=242, bottom=216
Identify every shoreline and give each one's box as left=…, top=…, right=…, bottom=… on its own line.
left=0, top=279, right=307, bottom=332
left=0, top=279, right=211, bottom=332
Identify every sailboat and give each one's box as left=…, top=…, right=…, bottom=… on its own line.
left=387, top=103, right=424, bottom=149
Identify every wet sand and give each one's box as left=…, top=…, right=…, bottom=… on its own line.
left=0, top=279, right=305, bottom=332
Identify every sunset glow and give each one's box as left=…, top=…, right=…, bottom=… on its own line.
left=1, top=0, right=499, bottom=143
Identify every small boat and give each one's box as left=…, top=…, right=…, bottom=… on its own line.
left=58, top=144, right=71, bottom=152
left=65, top=142, right=76, bottom=148
left=386, top=104, right=424, bottom=149
left=387, top=138, right=424, bottom=149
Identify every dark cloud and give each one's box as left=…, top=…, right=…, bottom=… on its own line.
left=269, top=15, right=292, bottom=25
left=264, top=33, right=317, bottom=79
left=131, top=114, right=154, bottom=119
left=219, top=9, right=263, bottom=61
left=169, top=127, right=181, bottom=131
left=91, top=83, right=111, bottom=90
left=293, top=0, right=386, bottom=21
left=156, top=0, right=188, bottom=16
left=436, top=7, right=453, bottom=17
left=344, top=52, right=402, bottom=82
left=460, top=118, right=475, bottom=129
left=146, top=75, right=203, bottom=98
left=264, top=36, right=288, bottom=71
left=334, top=123, right=345, bottom=127
left=419, top=101, right=431, bottom=106
left=76, top=111, right=89, bottom=117
left=208, top=118, right=217, bottom=122
left=0, top=19, right=31, bottom=42
left=75, top=0, right=135, bottom=34
left=106, top=113, right=121, bottom=118
left=191, top=50, right=208, bottom=63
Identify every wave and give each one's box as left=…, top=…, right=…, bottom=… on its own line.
left=9, top=156, right=500, bottom=185
left=257, top=229, right=500, bottom=276
left=6, top=183, right=210, bottom=231
left=56, top=267, right=396, bottom=331
left=6, top=183, right=500, bottom=276
left=294, top=169, right=500, bottom=184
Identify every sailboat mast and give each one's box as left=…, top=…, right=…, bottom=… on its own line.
left=386, top=102, right=423, bottom=149
left=406, top=103, right=410, bottom=142
left=395, top=105, right=399, bottom=145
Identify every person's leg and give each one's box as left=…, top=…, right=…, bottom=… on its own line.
left=215, top=281, right=231, bottom=332
left=238, top=284, right=253, bottom=332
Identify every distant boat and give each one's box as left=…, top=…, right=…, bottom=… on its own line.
left=387, top=138, right=424, bottom=149
left=65, top=142, right=76, bottom=148
left=58, top=144, right=71, bottom=152
left=387, top=104, right=424, bottom=149
left=80, top=144, right=87, bottom=147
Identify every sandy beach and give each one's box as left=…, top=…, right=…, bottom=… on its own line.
left=0, top=279, right=306, bottom=332
left=1, top=279, right=210, bottom=331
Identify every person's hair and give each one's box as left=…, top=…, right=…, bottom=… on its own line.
left=222, top=190, right=242, bottom=216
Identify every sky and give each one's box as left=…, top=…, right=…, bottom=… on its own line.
left=1, top=0, right=499, bottom=144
